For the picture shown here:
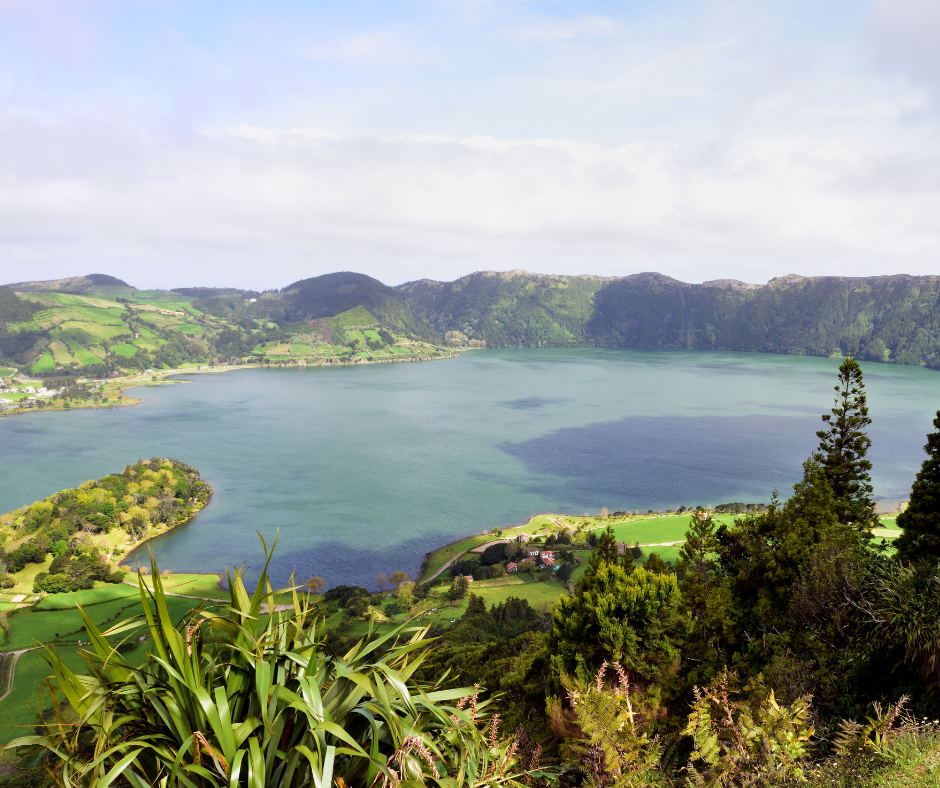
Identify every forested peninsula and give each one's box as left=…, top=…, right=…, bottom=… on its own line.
left=0, top=458, right=211, bottom=594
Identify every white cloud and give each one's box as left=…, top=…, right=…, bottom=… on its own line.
left=303, top=30, right=422, bottom=66
left=868, top=0, right=940, bottom=106
left=1, top=121, right=940, bottom=289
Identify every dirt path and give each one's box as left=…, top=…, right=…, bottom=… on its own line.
left=0, top=649, right=34, bottom=704
left=423, top=555, right=462, bottom=584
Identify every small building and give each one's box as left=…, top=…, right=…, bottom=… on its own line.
left=462, top=575, right=474, bottom=582
left=506, top=562, right=518, bottom=573
left=617, top=542, right=627, bottom=556
left=540, top=551, right=555, bottom=561
left=542, top=557, right=556, bottom=569
left=516, top=533, right=530, bottom=543
left=528, top=549, right=541, bottom=557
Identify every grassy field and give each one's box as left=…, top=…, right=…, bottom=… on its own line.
left=3, top=592, right=220, bottom=651
left=29, top=351, right=55, bottom=374
left=10, top=556, right=53, bottom=595
left=604, top=514, right=738, bottom=546
left=110, top=343, right=138, bottom=358
left=469, top=576, right=567, bottom=611
left=0, top=647, right=85, bottom=745
left=125, top=573, right=228, bottom=600
left=34, top=584, right=140, bottom=611
left=48, top=341, right=76, bottom=366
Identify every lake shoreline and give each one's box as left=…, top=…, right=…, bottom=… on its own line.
left=0, top=351, right=463, bottom=420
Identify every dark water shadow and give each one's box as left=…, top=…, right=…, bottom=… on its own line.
left=501, top=414, right=923, bottom=510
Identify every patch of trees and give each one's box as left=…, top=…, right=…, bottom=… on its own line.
left=713, top=501, right=767, bottom=513
left=0, top=286, right=42, bottom=324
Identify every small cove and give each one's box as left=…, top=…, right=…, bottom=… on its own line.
left=0, top=349, right=937, bottom=588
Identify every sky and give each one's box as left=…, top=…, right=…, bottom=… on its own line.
left=1, top=0, right=939, bottom=290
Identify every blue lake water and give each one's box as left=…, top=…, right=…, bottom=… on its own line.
left=0, top=349, right=937, bottom=588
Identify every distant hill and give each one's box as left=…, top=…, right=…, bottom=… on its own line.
left=398, top=270, right=940, bottom=366
left=4, top=274, right=132, bottom=293
left=398, top=270, right=612, bottom=347
left=11, top=267, right=940, bottom=371
left=280, top=272, right=422, bottom=337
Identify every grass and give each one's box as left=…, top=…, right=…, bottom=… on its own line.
left=804, top=732, right=940, bottom=787
left=470, top=575, right=568, bottom=610
left=35, top=584, right=139, bottom=611
left=48, top=341, right=76, bottom=366
left=604, top=514, right=738, bottom=546
left=0, top=367, right=16, bottom=377
left=30, top=351, right=55, bottom=374
left=111, top=343, right=138, bottom=358
left=125, top=573, right=228, bottom=600
left=4, top=592, right=220, bottom=651
left=0, top=646, right=86, bottom=745
left=10, top=556, right=53, bottom=596
left=640, top=545, right=684, bottom=565
left=67, top=342, right=102, bottom=366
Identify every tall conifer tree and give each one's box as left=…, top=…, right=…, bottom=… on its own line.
left=813, top=357, right=876, bottom=529
left=895, top=411, right=940, bottom=565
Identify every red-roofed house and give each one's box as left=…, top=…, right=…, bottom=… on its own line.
left=542, top=557, right=556, bottom=569
left=506, top=562, right=518, bottom=573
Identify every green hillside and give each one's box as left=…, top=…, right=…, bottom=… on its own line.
left=277, top=272, right=423, bottom=337
left=398, top=269, right=940, bottom=366
left=398, top=270, right=609, bottom=347
left=0, top=275, right=450, bottom=378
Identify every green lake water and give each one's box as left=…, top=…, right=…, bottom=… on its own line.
left=1, top=349, right=937, bottom=588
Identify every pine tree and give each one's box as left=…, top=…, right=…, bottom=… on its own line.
left=588, top=524, right=623, bottom=574
left=895, top=411, right=940, bottom=565
left=813, top=357, right=876, bottom=529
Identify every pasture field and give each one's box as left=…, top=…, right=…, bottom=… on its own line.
left=641, top=545, right=684, bottom=565
left=110, top=343, right=138, bottom=358
left=3, top=593, right=219, bottom=650
left=35, top=584, right=139, bottom=610
left=290, top=343, right=318, bottom=356
left=0, top=367, right=15, bottom=377
left=363, top=329, right=382, bottom=343
left=10, top=557, right=52, bottom=594
left=125, top=573, right=228, bottom=600
left=29, top=351, right=55, bottom=374
left=603, top=514, right=738, bottom=546
left=469, top=575, right=567, bottom=610
left=67, top=342, right=102, bottom=366
left=48, top=341, right=76, bottom=366
left=176, top=323, right=207, bottom=337
left=0, top=647, right=87, bottom=746
left=54, top=319, right=121, bottom=341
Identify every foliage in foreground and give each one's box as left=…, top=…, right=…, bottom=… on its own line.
left=7, top=537, right=544, bottom=788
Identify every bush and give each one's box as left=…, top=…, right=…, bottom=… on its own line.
left=323, top=584, right=370, bottom=606
left=33, top=572, right=72, bottom=594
